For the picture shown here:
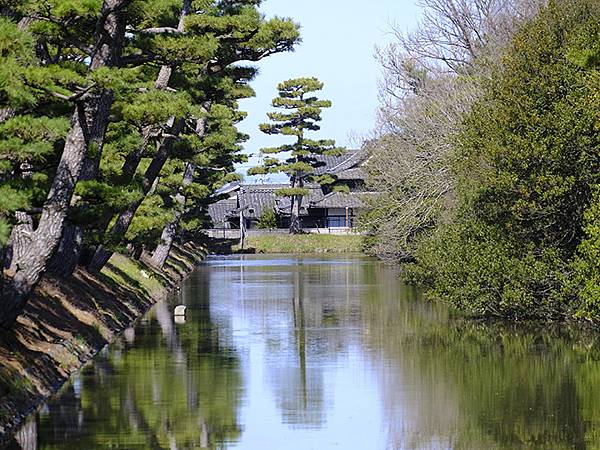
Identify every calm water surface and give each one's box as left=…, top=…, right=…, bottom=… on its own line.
left=9, top=254, right=600, bottom=449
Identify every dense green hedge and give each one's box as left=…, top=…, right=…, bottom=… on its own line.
left=404, top=0, right=600, bottom=320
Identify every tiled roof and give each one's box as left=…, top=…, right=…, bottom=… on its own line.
left=213, top=181, right=241, bottom=197
left=275, top=184, right=324, bottom=216
left=309, top=147, right=369, bottom=181
left=207, top=148, right=370, bottom=224
left=331, top=149, right=365, bottom=172
left=335, top=167, right=366, bottom=180
left=235, top=184, right=290, bottom=219
left=208, top=198, right=238, bottom=227
left=311, top=151, right=357, bottom=175
left=311, top=191, right=366, bottom=209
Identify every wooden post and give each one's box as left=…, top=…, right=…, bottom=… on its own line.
left=239, top=208, right=245, bottom=251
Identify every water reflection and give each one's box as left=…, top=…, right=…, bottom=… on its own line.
left=6, top=254, right=600, bottom=449
left=20, top=264, right=243, bottom=450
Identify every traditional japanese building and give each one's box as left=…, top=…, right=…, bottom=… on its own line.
left=208, top=148, right=370, bottom=230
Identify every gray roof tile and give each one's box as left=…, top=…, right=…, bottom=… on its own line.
left=311, top=191, right=366, bottom=209
left=208, top=198, right=238, bottom=227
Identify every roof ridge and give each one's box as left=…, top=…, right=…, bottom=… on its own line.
left=328, top=148, right=364, bottom=173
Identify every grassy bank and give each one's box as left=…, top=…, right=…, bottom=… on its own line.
left=235, top=234, right=364, bottom=254
left=0, top=242, right=205, bottom=441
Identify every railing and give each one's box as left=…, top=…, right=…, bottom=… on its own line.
left=202, top=227, right=362, bottom=239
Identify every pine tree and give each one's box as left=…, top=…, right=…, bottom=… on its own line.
left=0, top=0, right=131, bottom=328
left=150, top=92, right=251, bottom=268
left=248, top=77, right=343, bottom=233
left=0, top=0, right=300, bottom=327
left=85, top=3, right=300, bottom=271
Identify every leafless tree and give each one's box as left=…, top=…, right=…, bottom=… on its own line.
left=362, top=0, right=545, bottom=262
left=378, top=0, right=546, bottom=82
left=364, top=76, right=479, bottom=262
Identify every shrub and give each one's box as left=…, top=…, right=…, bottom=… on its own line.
left=256, top=208, right=277, bottom=229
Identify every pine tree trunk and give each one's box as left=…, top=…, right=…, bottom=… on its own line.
left=0, top=0, right=126, bottom=330
left=0, top=102, right=105, bottom=328
left=150, top=109, right=207, bottom=269
left=47, top=223, right=84, bottom=277
left=120, top=125, right=153, bottom=182
left=0, top=107, right=15, bottom=124
left=34, top=90, right=115, bottom=278
left=14, top=416, right=37, bottom=450
left=5, top=211, right=34, bottom=272
left=88, top=119, right=184, bottom=272
left=289, top=177, right=303, bottom=234
left=48, top=133, right=99, bottom=277
left=150, top=219, right=178, bottom=269
left=150, top=163, right=195, bottom=269
left=0, top=94, right=115, bottom=328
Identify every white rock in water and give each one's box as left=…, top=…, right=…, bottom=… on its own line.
left=123, top=327, right=136, bottom=344
left=174, top=315, right=186, bottom=325
left=174, top=305, right=187, bottom=316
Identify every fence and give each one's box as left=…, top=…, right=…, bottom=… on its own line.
left=202, top=227, right=362, bottom=239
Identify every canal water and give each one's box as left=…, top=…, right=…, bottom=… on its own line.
left=8, top=254, right=600, bottom=449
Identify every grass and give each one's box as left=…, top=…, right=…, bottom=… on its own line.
left=235, top=234, right=364, bottom=254
left=102, top=253, right=164, bottom=297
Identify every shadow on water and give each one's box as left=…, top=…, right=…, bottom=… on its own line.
left=8, top=254, right=600, bottom=449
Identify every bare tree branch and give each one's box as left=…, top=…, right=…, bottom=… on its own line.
left=362, top=0, right=546, bottom=262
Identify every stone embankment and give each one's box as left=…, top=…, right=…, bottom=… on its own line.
left=0, top=241, right=206, bottom=444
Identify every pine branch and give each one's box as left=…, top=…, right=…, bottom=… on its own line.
left=132, top=27, right=184, bottom=35
left=119, top=53, right=159, bottom=67
left=25, top=82, right=98, bottom=103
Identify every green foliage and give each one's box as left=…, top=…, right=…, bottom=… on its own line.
left=332, top=183, right=350, bottom=193
left=0, top=115, right=69, bottom=164
left=126, top=194, right=174, bottom=245
left=256, top=208, right=277, bottom=229
left=0, top=17, right=73, bottom=243
left=456, top=5, right=599, bottom=253
left=0, top=0, right=303, bottom=330
left=407, top=219, right=573, bottom=319
left=28, top=0, right=301, bottom=256
left=253, top=77, right=342, bottom=178
left=121, top=90, right=198, bottom=125
left=573, top=188, right=600, bottom=317
left=275, top=187, right=310, bottom=197
left=0, top=18, right=36, bottom=108
left=404, top=0, right=600, bottom=320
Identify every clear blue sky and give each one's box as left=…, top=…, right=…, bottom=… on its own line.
left=237, top=0, right=420, bottom=182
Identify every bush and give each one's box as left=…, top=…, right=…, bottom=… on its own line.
left=406, top=0, right=600, bottom=320
left=256, top=208, right=277, bottom=229
left=407, top=219, right=574, bottom=320
left=573, top=189, right=600, bottom=318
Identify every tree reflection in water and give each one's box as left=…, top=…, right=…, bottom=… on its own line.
left=31, top=267, right=243, bottom=450
left=12, top=255, right=600, bottom=450
left=362, top=272, right=600, bottom=450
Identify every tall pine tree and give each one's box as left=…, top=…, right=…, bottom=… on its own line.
left=0, top=0, right=131, bottom=329
left=0, top=0, right=300, bottom=328
left=249, top=77, right=343, bottom=233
